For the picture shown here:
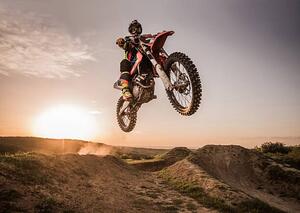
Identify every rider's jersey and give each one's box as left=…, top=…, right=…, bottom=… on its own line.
left=123, top=41, right=137, bottom=64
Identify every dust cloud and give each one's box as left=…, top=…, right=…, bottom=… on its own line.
left=77, top=143, right=112, bottom=156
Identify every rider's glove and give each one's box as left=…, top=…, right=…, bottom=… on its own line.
left=116, top=37, right=125, bottom=49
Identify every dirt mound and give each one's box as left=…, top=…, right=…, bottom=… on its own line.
left=0, top=137, right=104, bottom=154
left=0, top=137, right=166, bottom=159
left=162, top=147, right=191, bottom=163
left=0, top=152, right=214, bottom=212
left=188, top=145, right=300, bottom=211
left=131, top=147, right=191, bottom=172
left=0, top=153, right=136, bottom=212
left=161, top=158, right=252, bottom=204
left=1, top=138, right=299, bottom=212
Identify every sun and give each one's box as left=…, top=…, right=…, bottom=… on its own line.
left=33, top=105, right=97, bottom=140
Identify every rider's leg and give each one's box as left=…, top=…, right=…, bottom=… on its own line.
left=120, top=59, right=133, bottom=100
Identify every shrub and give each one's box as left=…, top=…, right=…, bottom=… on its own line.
left=261, top=142, right=290, bottom=154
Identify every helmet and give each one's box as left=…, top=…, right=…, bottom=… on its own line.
left=128, top=20, right=142, bottom=36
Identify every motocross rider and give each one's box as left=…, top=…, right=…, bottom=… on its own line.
left=116, top=20, right=142, bottom=100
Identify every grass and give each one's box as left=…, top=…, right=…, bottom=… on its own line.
left=35, top=196, right=74, bottom=213
left=256, top=144, right=300, bottom=170
left=0, top=189, right=21, bottom=201
left=146, top=191, right=159, bottom=199
left=159, top=169, right=232, bottom=212
left=132, top=197, right=151, bottom=210
left=126, top=157, right=163, bottom=164
left=267, top=165, right=298, bottom=182
left=235, top=199, right=285, bottom=213
left=0, top=152, right=49, bottom=184
left=119, top=152, right=155, bottom=161
left=0, top=203, right=24, bottom=213
left=72, top=167, right=89, bottom=177
left=172, top=198, right=184, bottom=205
left=35, top=197, right=61, bottom=213
left=159, top=205, right=179, bottom=213
left=0, top=189, right=24, bottom=212
left=186, top=202, right=197, bottom=211
left=266, top=164, right=300, bottom=200
left=265, top=150, right=300, bottom=170
left=159, top=169, right=284, bottom=213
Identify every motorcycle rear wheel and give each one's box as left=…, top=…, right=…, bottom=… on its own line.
left=116, top=97, right=137, bottom=132
left=164, top=52, right=202, bottom=116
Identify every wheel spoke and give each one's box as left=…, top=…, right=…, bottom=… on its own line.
left=182, top=95, right=190, bottom=107
left=170, top=72, right=176, bottom=84
left=173, top=90, right=182, bottom=106
left=121, top=104, right=132, bottom=127
left=169, top=61, right=193, bottom=109
left=181, top=94, right=190, bottom=107
left=165, top=52, right=201, bottom=115
left=178, top=93, right=186, bottom=107
left=117, top=97, right=137, bottom=132
left=173, top=91, right=180, bottom=104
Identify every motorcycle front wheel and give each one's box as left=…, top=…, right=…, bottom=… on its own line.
left=116, top=97, right=137, bottom=132
left=164, top=52, right=202, bottom=116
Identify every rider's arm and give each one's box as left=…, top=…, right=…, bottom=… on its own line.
left=123, top=41, right=130, bottom=51
left=116, top=37, right=132, bottom=51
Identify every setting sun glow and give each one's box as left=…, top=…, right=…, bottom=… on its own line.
left=33, top=106, right=97, bottom=140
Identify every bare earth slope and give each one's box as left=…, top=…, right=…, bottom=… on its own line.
left=162, top=145, right=300, bottom=212
left=131, top=147, right=191, bottom=172
left=0, top=137, right=167, bottom=157
left=0, top=152, right=213, bottom=213
left=0, top=138, right=299, bottom=213
left=189, top=145, right=300, bottom=211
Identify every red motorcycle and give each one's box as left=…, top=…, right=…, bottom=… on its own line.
left=114, top=31, right=202, bottom=132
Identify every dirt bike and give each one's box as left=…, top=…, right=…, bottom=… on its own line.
left=113, top=31, right=202, bottom=132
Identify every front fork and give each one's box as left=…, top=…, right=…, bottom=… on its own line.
left=161, top=49, right=186, bottom=90
left=142, top=46, right=173, bottom=91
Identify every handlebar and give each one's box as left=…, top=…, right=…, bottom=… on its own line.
left=124, top=35, right=140, bottom=46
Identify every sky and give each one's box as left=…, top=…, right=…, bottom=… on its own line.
left=0, top=0, right=299, bottom=148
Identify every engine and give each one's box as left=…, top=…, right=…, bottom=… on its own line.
left=132, top=74, right=155, bottom=103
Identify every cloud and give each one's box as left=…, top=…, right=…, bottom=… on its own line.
left=0, top=6, right=94, bottom=78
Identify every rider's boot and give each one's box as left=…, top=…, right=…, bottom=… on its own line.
left=121, top=80, right=133, bottom=101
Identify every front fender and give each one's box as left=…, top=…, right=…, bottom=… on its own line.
left=151, top=31, right=174, bottom=53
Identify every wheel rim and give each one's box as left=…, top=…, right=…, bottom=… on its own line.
left=169, top=61, right=193, bottom=110
left=118, top=101, right=132, bottom=129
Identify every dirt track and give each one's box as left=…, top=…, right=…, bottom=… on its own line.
left=0, top=138, right=299, bottom=212
left=188, top=145, right=300, bottom=212
left=0, top=153, right=214, bottom=212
